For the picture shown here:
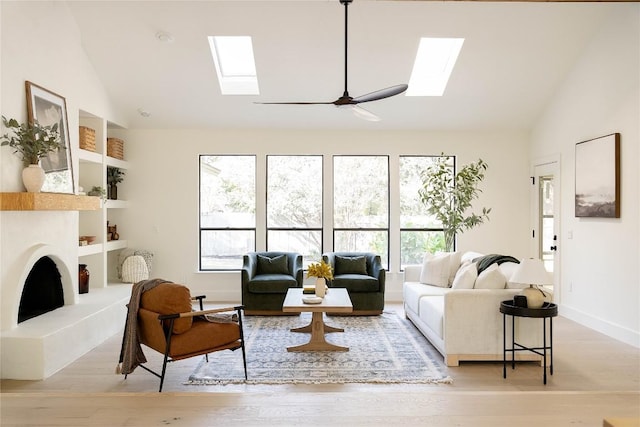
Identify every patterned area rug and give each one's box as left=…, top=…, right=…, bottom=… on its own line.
left=186, top=312, right=452, bottom=385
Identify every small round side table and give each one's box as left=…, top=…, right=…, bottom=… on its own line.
left=500, top=300, right=558, bottom=384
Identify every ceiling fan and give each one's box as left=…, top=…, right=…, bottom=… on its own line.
left=255, top=0, right=408, bottom=122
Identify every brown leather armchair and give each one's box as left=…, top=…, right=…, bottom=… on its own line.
left=120, top=281, right=247, bottom=392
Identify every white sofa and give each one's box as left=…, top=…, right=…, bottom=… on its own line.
left=403, top=252, right=549, bottom=366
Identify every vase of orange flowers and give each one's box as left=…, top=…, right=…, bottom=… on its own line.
left=307, top=260, right=333, bottom=298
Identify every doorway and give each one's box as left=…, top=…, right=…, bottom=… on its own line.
left=532, top=158, right=560, bottom=301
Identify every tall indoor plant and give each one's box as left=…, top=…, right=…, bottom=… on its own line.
left=0, top=115, right=63, bottom=192
left=419, top=155, right=491, bottom=252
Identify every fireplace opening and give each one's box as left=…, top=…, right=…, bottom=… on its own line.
left=18, top=256, right=64, bottom=323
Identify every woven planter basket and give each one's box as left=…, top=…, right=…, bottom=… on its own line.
left=107, top=137, right=124, bottom=160
left=79, top=126, right=96, bottom=151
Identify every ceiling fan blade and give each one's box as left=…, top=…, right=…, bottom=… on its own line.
left=350, top=105, right=381, bottom=122
left=254, top=101, right=333, bottom=105
left=255, top=0, right=407, bottom=114
left=352, top=84, right=409, bottom=104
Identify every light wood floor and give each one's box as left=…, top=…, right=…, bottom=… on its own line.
left=1, top=304, right=639, bottom=426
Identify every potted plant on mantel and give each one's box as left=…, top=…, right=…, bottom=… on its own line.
left=0, top=115, right=64, bottom=192
left=106, top=167, right=125, bottom=200
left=418, top=155, right=491, bottom=252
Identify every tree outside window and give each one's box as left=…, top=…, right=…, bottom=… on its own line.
left=199, top=155, right=256, bottom=270
left=399, top=156, right=448, bottom=268
left=267, top=155, right=323, bottom=267
left=333, top=156, right=389, bottom=268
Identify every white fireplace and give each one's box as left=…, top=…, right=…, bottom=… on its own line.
left=0, top=209, right=128, bottom=380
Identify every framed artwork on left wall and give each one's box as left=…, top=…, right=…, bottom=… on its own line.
left=25, top=81, right=74, bottom=194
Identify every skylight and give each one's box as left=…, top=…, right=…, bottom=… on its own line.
left=208, top=36, right=259, bottom=95
left=406, top=37, right=464, bottom=97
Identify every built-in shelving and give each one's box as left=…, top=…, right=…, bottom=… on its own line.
left=78, top=110, right=129, bottom=288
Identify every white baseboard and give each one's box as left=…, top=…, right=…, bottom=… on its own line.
left=560, top=303, right=640, bottom=348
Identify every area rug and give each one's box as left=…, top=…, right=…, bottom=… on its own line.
left=186, top=312, right=452, bottom=385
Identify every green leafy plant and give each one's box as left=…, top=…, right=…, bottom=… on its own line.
left=418, top=155, right=491, bottom=252
left=107, top=167, right=125, bottom=185
left=0, top=116, right=62, bottom=166
left=87, top=186, right=107, bottom=201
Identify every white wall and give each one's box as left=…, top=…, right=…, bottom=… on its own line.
left=531, top=5, right=640, bottom=347
left=122, top=128, right=530, bottom=301
left=0, top=1, right=129, bottom=379
left=1, top=2, right=125, bottom=192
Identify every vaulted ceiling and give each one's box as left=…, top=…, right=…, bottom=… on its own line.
left=66, top=0, right=624, bottom=130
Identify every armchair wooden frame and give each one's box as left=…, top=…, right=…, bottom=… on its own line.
left=124, top=296, right=247, bottom=392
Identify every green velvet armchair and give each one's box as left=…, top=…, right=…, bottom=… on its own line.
left=322, top=252, right=385, bottom=315
left=241, top=251, right=303, bottom=315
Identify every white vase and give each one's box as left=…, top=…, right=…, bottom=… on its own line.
left=315, top=277, right=326, bottom=298
left=22, top=164, right=45, bottom=193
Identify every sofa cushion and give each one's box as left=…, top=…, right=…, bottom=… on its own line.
left=141, top=282, right=193, bottom=334
left=419, top=253, right=451, bottom=287
left=461, top=251, right=484, bottom=264
left=451, top=261, right=477, bottom=289
left=474, top=263, right=506, bottom=289
left=447, top=251, right=463, bottom=285
left=334, top=255, right=368, bottom=275
left=247, top=274, right=297, bottom=293
left=419, top=296, right=445, bottom=340
left=403, top=282, right=450, bottom=314
left=257, top=254, right=289, bottom=275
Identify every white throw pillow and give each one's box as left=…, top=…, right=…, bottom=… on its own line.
left=419, top=253, right=451, bottom=288
left=474, top=263, right=506, bottom=289
left=439, top=251, right=462, bottom=286
left=451, top=261, right=477, bottom=289
left=461, top=251, right=484, bottom=264
left=121, top=255, right=150, bottom=284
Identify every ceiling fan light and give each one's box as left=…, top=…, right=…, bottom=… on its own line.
left=337, top=105, right=380, bottom=122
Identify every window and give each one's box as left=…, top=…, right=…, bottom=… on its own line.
left=267, top=155, right=323, bottom=267
left=199, top=155, right=256, bottom=270
left=333, top=156, right=389, bottom=268
left=399, top=156, right=448, bottom=268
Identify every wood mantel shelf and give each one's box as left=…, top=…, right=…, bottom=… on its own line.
left=0, top=192, right=100, bottom=211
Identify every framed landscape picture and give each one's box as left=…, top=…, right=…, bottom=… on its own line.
left=25, top=81, right=74, bottom=194
left=575, top=133, right=620, bottom=218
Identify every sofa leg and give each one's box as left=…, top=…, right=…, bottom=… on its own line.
left=446, top=355, right=460, bottom=367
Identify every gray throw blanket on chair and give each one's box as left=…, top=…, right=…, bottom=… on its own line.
left=116, top=278, right=171, bottom=375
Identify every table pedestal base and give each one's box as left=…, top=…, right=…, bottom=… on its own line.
left=288, top=311, right=348, bottom=352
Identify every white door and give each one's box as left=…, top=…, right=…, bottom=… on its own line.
left=532, top=160, right=560, bottom=301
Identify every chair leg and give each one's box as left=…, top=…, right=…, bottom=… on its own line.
left=158, top=352, right=170, bottom=392
left=237, top=307, right=248, bottom=380
left=158, top=318, right=176, bottom=392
